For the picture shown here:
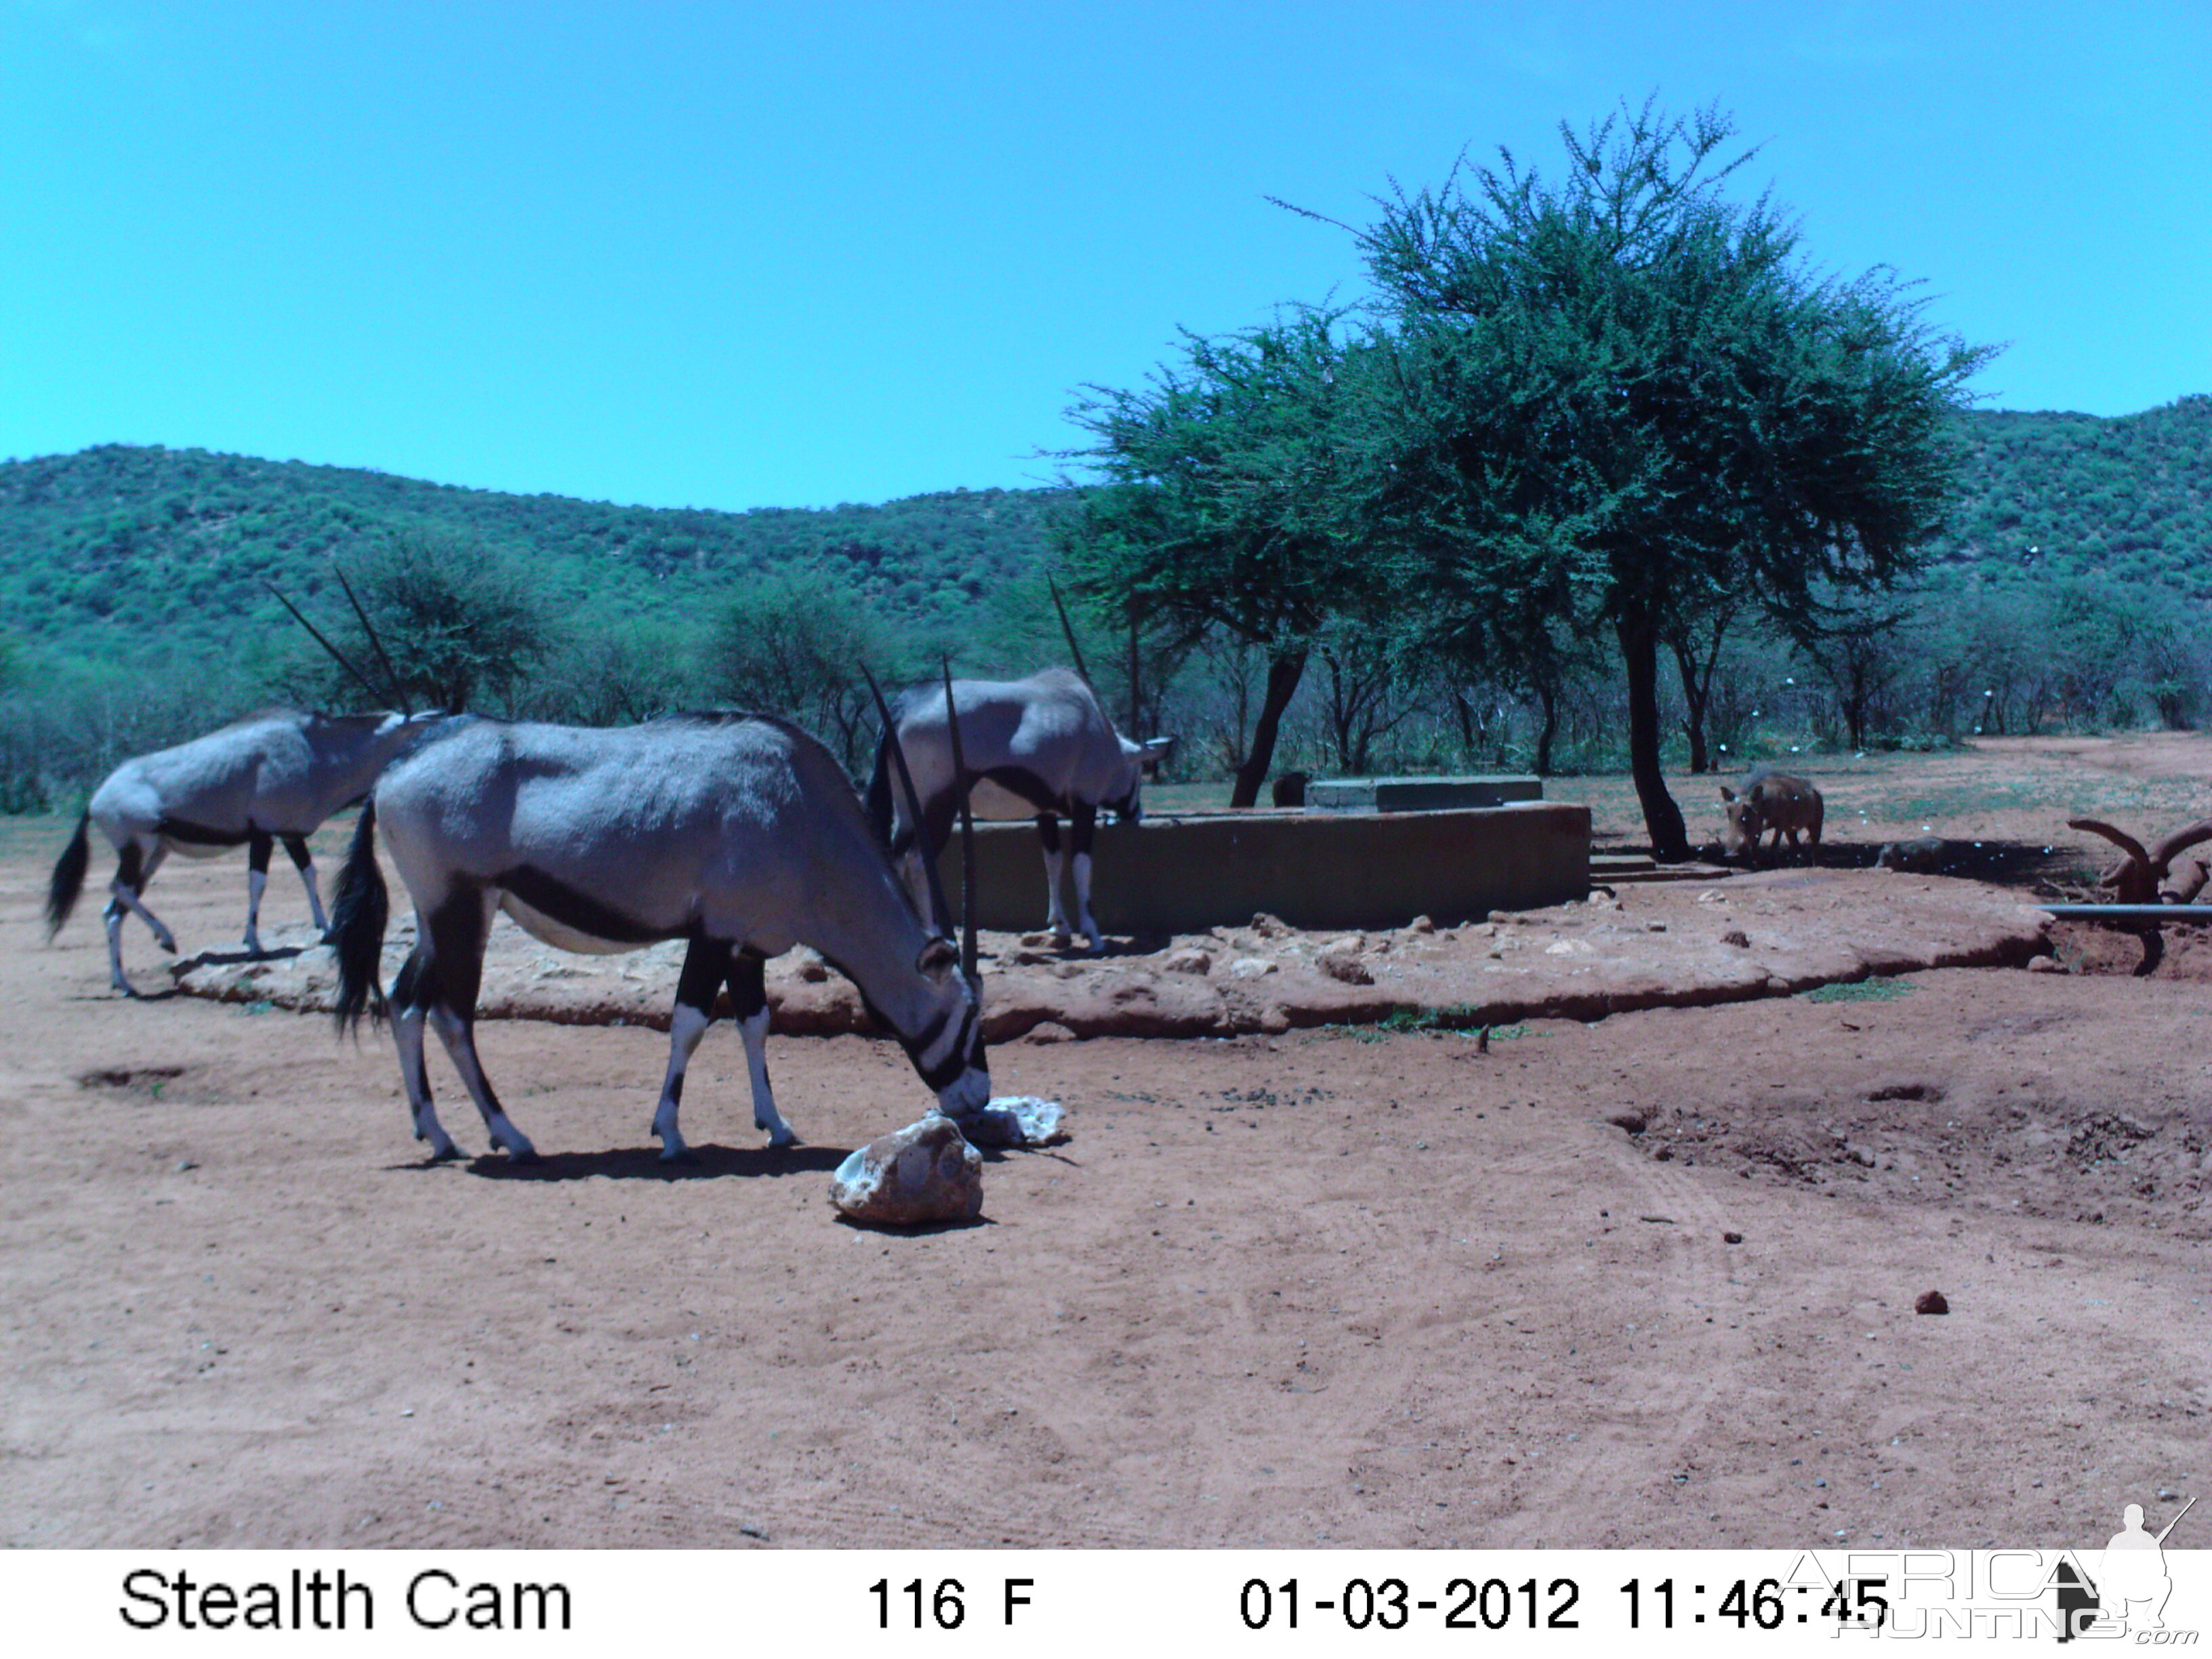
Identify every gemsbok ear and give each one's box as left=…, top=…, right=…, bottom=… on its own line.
left=917, top=937, right=960, bottom=978
left=1719, top=786, right=1738, bottom=801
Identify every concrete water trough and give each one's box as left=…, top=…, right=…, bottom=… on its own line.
left=932, top=798, right=1591, bottom=937
left=1305, top=774, right=1544, bottom=813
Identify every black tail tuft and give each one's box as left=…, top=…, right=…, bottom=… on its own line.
left=45, top=811, right=91, bottom=941
left=330, top=801, right=390, bottom=1033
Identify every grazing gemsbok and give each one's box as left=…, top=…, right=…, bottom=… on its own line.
left=330, top=711, right=991, bottom=1162
left=865, top=668, right=1176, bottom=951
left=44, top=707, right=443, bottom=995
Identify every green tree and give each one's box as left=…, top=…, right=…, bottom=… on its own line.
left=1342, top=99, right=1992, bottom=855
left=700, top=562, right=904, bottom=772
left=332, top=530, right=552, bottom=714
left=1059, top=309, right=1392, bottom=806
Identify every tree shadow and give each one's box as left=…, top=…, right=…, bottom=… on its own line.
left=1692, top=837, right=2081, bottom=891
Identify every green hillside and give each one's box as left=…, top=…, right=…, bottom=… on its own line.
left=0, top=443, right=1063, bottom=668
left=3, top=397, right=2205, bottom=677
left=1925, top=394, right=2212, bottom=591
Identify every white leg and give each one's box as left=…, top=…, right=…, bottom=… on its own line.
left=102, top=899, right=135, bottom=995
left=244, top=867, right=267, bottom=954
left=110, top=878, right=176, bottom=955
left=299, top=861, right=329, bottom=933
left=1042, top=844, right=1070, bottom=943
left=393, top=1007, right=459, bottom=1160
left=113, top=842, right=176, bottom=954
left=1073, top=851, right=1104, bottom=951
left=285, top=838, right=329, bottom=935
left=426, top=1005, right=537, bottom=1161
left=737, top=1004, right=794, bottom=1147
left=649, top=1002, right=712, bottom=1160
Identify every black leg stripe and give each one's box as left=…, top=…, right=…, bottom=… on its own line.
left=674, top=935, right=733, bottom=1014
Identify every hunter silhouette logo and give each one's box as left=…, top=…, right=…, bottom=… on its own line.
left=2060, top=1495, right=2196, bottom=1639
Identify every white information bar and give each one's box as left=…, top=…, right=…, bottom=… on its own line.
left=7, top=1548, right=2205, bottom=1654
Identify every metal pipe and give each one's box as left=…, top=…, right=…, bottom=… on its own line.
left=2038, top=904, right=2212, bottom=922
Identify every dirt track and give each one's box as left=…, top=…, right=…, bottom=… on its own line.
left=4, top=739, right=2208, bottom=1549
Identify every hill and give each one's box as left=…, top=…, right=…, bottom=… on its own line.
left=1925, top=394, right=2212, bottom=592
left=0, top=445, right=1065, bottom=668
left=4, top=397, right=2207, bottom=675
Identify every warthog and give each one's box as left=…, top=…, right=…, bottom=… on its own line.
left=1876, top=835, right=1950, bottom=874
left=1717, top=770, right=1824, bottom=864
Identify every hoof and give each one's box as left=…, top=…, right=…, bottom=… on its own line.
left=764, top=1129, right=800, bottom=1149
left=655, top=1141, right=690, bottom=1163
left=502, top=1145, right=539, bottom=1165
left=426, top=1142, right=462, bottom=1164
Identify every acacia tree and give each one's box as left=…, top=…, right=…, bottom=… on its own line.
left=302, top=531, right=552, bottom=714
left=1059, top=309, right=1393, bottom=806
left=1340, top=100, right=1992, bottom=856
left=701, top=562, right=904, bottom=772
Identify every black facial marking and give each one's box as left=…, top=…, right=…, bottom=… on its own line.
left=497, top=865, right=674, bottom=945
left=911, top=1008, right=981, bottom=1091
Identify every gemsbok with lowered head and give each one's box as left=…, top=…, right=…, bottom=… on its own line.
left=330, top=709, right=993, bottom=1162
left=866, top=668, right=1174, bottom=951
left=45, top=706, right=445, bottom=995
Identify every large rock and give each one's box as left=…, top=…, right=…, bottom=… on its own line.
left=829, top=1117, right=983, bottom=1227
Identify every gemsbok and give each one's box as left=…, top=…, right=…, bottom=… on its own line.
left=330, top=710, right=993, bottom=1162
left=866, top=668, right=1174, bottom=951
left=45, top=707, right=443, bottom=995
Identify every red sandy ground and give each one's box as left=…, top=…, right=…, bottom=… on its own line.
left=2, top=736, right=2206, bottom=1549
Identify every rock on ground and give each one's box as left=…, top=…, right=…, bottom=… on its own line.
left=829, top=1117, right=984, bottom=1227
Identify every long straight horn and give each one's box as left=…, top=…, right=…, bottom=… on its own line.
left=1048, top=576, right=1095, bottom=689
left=941, top=658, right=979, bottom=989
left=861, top=667, right=956, bottom=939
left=264, top=580, right=392, bottom=710
left=333, top=563, right=411, bottom=717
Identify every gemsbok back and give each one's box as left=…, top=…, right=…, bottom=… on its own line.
left=330, top=711, right=992, bottom=1162
left=866, top=668, right=1174, bottom=951
left=45, top=706, right=442, bottom=996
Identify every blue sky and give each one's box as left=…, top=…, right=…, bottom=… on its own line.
left=3, top=1, right=2206, bottom=511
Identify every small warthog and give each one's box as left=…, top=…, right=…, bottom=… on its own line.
left=1876, top=835, right=1950, bottom=874
left=1717, top=770, right=1824, bottom=863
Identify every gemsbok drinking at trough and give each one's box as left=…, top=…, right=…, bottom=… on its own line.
left=867, top=668, right=1175, bottom=952
left=44, top=705, right=445, bottom=996
left=329, top=708, right=994, bottom=1163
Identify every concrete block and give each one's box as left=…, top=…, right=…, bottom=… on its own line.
left=1307, top=775, right=1543, bottom=812
left=933, top=801, right=1590, bottom=935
